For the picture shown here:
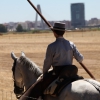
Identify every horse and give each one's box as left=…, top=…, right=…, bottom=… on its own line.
left=11, top=51, right=42, bottom=98
left=11, top=52, right=100, bottom=100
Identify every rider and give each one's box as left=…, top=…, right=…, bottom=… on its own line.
left=20, top=22, right=84, bottom=100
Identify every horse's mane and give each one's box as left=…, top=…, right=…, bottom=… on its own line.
left=18, top=56, right=42, bottom=77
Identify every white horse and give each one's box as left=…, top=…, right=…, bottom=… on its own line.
left=11, top=52, right=100, bottom=100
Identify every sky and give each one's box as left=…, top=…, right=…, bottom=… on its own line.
left=0, top=0, right=100, bottom=23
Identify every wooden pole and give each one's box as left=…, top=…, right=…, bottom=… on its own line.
left=79, top=62, right=95, bottom=79
left=27, top=0, right=51, bottom=28
left=27, top=0, right=96, bottom=80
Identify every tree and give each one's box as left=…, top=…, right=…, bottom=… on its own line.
left=0, top=24, right=7, bottom=32
left=16, top=24, right=23, bottom=32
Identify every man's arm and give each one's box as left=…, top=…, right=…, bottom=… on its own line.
left=43, top=45, right=53, bottom=75
left=72, top=43, right=84, bottom=62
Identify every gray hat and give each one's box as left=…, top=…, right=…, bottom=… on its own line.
left=50, top=22, right=66, bottom=31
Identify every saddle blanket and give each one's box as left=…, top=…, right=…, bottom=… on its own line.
left=44, top=77, right=60, bottom=96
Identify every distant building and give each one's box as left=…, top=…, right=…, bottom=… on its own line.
left=7, top=22, right=17, bottom=31
left=88, top=18, right=99, bottom=26
left=71, top=3, right=85, bottom=28
left=35, top=4, right=44, bottom=30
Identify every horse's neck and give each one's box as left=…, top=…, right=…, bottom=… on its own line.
left=22, top=65, right=42, bottom=90
left=18, top=56, right=42, bottom=90
left=24, top=73, right=39, bottom=90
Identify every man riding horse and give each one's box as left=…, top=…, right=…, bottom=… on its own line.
left=20, top=22, right=84, bottom=100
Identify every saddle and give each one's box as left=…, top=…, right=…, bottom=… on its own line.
left=44, top=65, right=84, bottom=96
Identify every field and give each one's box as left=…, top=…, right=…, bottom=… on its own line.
left=0, top=31, right=100, bottom=99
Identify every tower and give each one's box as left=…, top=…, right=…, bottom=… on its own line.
left=35, top=4, right=44, bottom=30
left=71, top=3, right=85, bottom=28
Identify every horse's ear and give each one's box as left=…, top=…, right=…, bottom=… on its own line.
left=21, top=51, right=25, bottom=57
left=11, top=52, right=17, bottom=60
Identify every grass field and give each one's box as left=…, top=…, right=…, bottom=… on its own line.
left=0, top=31, right=100, bottom=99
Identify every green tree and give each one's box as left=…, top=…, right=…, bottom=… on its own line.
left=16, top=24, right=23, bottom=32
left=0, top=24, right=7, bottom=32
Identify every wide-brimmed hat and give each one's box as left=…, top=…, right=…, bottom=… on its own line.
left=50, top=22, right=66, bottom=31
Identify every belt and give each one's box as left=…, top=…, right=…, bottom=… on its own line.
left=53, top=65, right=78, bottom=75
left=53, top=65, right=68, bottom=75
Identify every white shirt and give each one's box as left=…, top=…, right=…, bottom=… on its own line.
left=43, top=37, right=83, bottom=74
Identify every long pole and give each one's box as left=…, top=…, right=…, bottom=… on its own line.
left=27, top=0, right=95, bottom=80
left=79, top=62, right=95, bottom=79
left=27, top=0, right=51, bottom=28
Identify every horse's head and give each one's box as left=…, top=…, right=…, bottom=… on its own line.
left=11, top=51, right=42, bottom=99
left=11, top=52, right=25, bottom=99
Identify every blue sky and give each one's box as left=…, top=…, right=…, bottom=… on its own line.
left=0, top=0, right=100, bottom=23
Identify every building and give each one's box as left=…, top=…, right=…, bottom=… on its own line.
left=88, top=18, right=99, bottom=26
left=7, top=22, right=17, bottom=31
left=35, top=4, right=44, bottom=30
left=71, top=3, right=85, bottom=28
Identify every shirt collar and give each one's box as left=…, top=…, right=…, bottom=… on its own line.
left=56, top=37, right=64, bottom=41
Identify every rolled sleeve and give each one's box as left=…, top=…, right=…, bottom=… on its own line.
left=43, top=45, right=53, bottom=74
left=73, top=43, right=84, bottom=62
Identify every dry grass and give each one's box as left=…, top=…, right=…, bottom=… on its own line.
left=0, top=31, right=100, bottom=99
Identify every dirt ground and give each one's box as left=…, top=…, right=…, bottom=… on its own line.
left=0, top=31, right=100, bottom=100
